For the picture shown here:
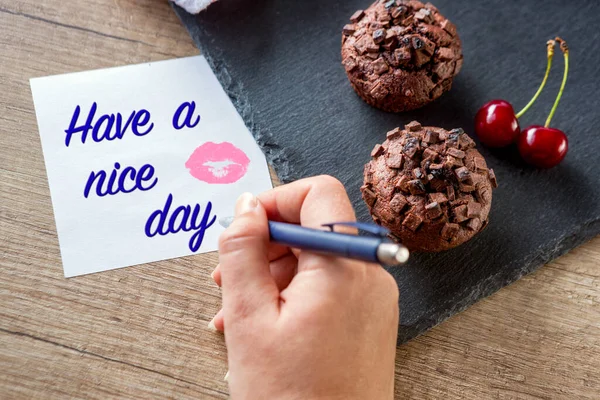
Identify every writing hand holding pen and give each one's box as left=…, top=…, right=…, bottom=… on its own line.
left=210, top=176, right=399, bottom=400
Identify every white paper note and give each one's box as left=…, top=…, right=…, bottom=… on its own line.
left=30, top=56, right=272, bottom=277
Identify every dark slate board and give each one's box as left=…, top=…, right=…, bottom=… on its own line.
left=173, top=0, right=600, bottom=343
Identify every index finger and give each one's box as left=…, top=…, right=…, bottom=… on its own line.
left=257, top=175, right=356, bottom=228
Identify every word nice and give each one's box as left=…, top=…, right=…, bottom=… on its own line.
left=84, top=162, right=158, bottom=199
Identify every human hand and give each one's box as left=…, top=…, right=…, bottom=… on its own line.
left=212, top=175, right=399, bottom=400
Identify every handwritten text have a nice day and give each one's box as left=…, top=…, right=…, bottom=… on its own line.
left=64, top=101, right=216, bottom=252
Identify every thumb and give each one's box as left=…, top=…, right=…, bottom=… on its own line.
left=218, top=193, right=279, bottom=321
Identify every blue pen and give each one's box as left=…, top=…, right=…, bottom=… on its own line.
left=219, top=218, right=409, bottom=266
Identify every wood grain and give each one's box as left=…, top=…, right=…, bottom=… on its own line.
left=0, top=0, right=598, bottom=398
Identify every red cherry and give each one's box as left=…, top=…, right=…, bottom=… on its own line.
left=518, top=125, right=568, bottom=168
left=474, top=100, right=520, bottom=148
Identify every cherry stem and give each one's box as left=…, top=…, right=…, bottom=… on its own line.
left=515, top=39, right=555, bottom=119
left=545, top=37, right=569, bottom=128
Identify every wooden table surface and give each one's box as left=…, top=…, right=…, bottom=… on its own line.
left=1, top=1, right=598, bottom=399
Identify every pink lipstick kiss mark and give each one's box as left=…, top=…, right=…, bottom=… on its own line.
left=185, top=142, right=250, bottom=184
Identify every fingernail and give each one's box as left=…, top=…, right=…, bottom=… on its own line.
left=234, top=192, right=257, bottom=217
left=207, top=316, right=217, bottom=331
left=224, top=370, right=230, bottom=381
left=210, top=267, right=217, bottom=281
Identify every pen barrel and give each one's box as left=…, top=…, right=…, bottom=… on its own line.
left=268, top=221, right=383, bottom=264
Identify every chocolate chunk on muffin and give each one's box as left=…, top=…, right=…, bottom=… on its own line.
left=341, top=1, right=463, bottom=112
left=361, top=121, right=497, bottom=252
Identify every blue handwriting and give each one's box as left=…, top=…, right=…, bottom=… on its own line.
left=84, top=162, right=158, bottom=198
left=65, top=102, right=154, bottom=147
left=144, top=193, right=217, bottom=252
left=172, top=101, right=201, bottom=130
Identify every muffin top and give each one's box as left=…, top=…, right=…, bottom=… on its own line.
left=362, top=121, right=498, bottom=252
left=342, top=0, right=463, bottom=111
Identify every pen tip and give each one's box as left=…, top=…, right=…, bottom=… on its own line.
left=219, top=216, right=235, bottom=228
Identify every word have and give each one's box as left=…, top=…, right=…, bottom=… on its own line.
left=65, top=102, right=154, bottom=147
left=84, top=162, right=158, bottom=198
left=145, top=194, right=216, bottom=252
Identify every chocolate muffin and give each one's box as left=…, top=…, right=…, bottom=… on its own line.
left=341, top=1, right=463, bottom=112
left=361, top=121, right=498, bottom=252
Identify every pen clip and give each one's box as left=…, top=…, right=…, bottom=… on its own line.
left=322, top=221, right=390, bottom=238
